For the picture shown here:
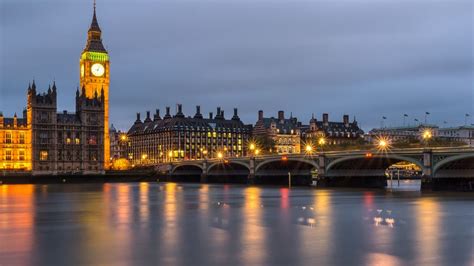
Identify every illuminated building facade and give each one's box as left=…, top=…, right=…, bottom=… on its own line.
left=80, top=4, right=111, bottom=169
left=0, top=4, right=109, bottom=175
left=253, top=110, right=302, bottom=154
left=303, top=113, right=364, bottom=145
left=28, top=82, right=105, bottom=175
left=110, top=124, right=128, bottom=160
left=366, top=124, right=438, bottom=144
left=0, top=112, right=32, bottom=170
left=127, top=105, right=252, bottom=165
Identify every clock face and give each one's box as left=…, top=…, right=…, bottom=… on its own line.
left=80, top=64, right=85, bottom=77
left=91, top=63, right=105, bottom=77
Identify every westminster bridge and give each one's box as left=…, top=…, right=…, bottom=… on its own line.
left=156, top=147, right=474, bottom=190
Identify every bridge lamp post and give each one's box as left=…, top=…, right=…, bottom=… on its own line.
left=318, top=137, right=326, bottom=151
left=255, top=149, right=260, bottom=156
left=141, top=154, right=148, bottom=165
left=217, top=152, right=223, bottom=159
left=422, top=129, right=432, bottom=147
left=305, top=144, right=313, bottom=155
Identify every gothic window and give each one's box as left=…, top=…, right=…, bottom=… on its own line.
left=5, top=132, right=12, bottom=144
left=19, top=150, right=25, bottom=161
left=19, top=132, right=25, bottom=144
left=40, top=132, right=48, bottom=144
left=88, top=134, right=97, bottom=145
left=40, top=150, right=48, bottom=161
left=5, top=150, right=12, bottom=161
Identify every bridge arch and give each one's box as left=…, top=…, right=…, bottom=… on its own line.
left=207, top=161, right=250, bottom=172
left=255, top=157, right=318, bottom=172
left=171, top=163, right=203, bottom=174
left=326, top=154, right=423, bottom=172
left=433, top=153, right=474, bottom=176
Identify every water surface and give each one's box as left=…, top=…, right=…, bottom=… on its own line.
left=1, top=182, right=473, bottom=265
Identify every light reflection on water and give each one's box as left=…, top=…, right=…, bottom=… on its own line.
left=0, top=182, right=472, bottom=266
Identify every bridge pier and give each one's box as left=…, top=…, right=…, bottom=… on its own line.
left=200, top=160, right=208, bottom=183
left=421, top=150, right=433, bottom=191
left=315, top=155, right=329, bottom=187
left=248, top=157, right=256, bottom=184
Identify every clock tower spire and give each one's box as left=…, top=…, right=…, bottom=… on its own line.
left=80, top=0, right=111, bottom=169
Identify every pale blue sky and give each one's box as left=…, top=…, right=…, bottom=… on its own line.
left=1, top=0, right=473, bottom=130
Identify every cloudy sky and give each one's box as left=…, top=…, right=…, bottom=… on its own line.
left=1, top=0, right=472, bottom=130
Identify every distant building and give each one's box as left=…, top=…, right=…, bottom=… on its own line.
left=303, top=113, right=364, bottom=145
left=0, top=112, right=32, bottom=171
left=127, top=105, right=252, bottom=165
left=438, top=126, right=474, bottom=146
left=109, top=124, right=128, bottom=160
left=253, top=110, right=301, bottom=154
left=366, top=124, right=438, bottom=143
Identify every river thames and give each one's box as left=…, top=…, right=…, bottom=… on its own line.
left=1, top=182, right=473, bottom=266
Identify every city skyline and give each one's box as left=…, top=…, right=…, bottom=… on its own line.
left=1, top=0, right=472, bottom=131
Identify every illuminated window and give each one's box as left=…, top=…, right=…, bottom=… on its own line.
left=40, top=150, right=48, bottom=161
left=66, top=138, right=71, bottom=144
left=19, top=150, right=25, bottom=161
left=207, top=132, right=211, bottom=138
left=5, top=132, right=12, bottom=144
left=75, top=138, right=80, bottom=144
left=213, top=132, right=217, bottom=138
left=19, top=132, right=25, bottom=144
left=5, top=150, right=12, bottom=160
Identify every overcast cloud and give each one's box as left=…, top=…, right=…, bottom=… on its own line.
left=1, top=0, right=473, bottom=130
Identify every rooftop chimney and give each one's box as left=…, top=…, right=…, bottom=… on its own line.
left=258, top=110, right=264, bottom=121
left=209, top=112, right=213, bottom=119
left=154, top=109, right=161, bottom=121
left=278, top=110, right=284, bottom=122
left=323, top=113, right=329, bottom=125
left=145, top=111, right=151, bottom=122
left=232, top=108, right=240, bottom=121
left=164, top=107, right=171, bottom=119
left=194, top=105, right=203, bottom=119
left=221, top=110, right=225, bottom=119
left=175, top=104, right=184, bottom=118
left=135, top=112, right=142, bottom=123
left=216, top=107, right=222, bottom=119
left=343, top=114, right=349, bottom=126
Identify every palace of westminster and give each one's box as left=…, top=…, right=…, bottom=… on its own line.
left=0, top=3, right=368, bottom=174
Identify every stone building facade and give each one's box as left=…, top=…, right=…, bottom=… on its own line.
left=253, top=110, right=302, bottom=154
left=27, top=83, right=105, bottom=175
left=303, top=113, right=364, bottom=145
left=0, top=112, right=32, bottom=171
left=127, top=105, right=252, bottom=165
left=0, top=5, right=108, bottom=175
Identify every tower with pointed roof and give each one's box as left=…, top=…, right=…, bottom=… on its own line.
left=79, top=1, right=110, bottom=168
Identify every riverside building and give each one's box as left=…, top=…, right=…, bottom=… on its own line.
left=127, top=105, right=252, bottom=165
left=253, top=110, right=302, bottom=154
left=303, top=113, right=364, bottom=145
left=0, top=4, right=109, bottom=175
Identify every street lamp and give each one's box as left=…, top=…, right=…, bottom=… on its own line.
left=376, top=137, right=390, bottom=151
left=249, top=143, right=256, bottom=152
left=305, top=144, right=313, bottom=154
left=318, top=137, right=326, bottom=146
left=422, top=129, right=432, bottom=140
left=255, top=149, right=260, bottom=156
left=217, top=152, right=223, bottom=159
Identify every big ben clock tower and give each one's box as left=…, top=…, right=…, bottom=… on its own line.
left=80, top=2, right=111, bottom=169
